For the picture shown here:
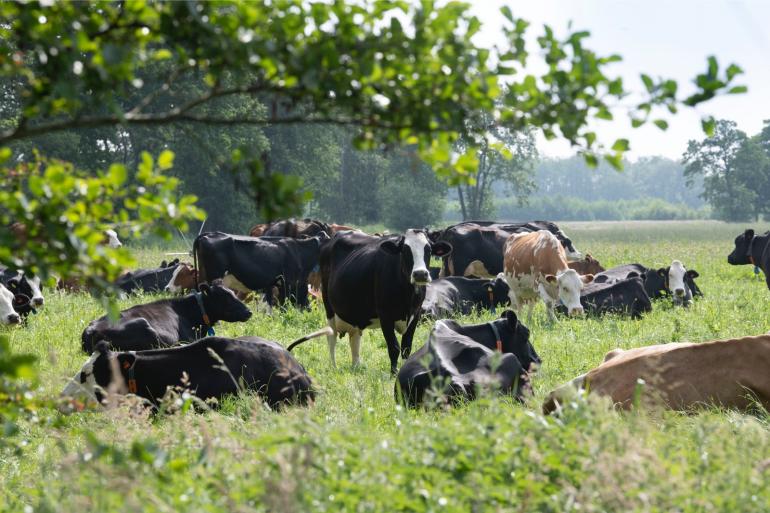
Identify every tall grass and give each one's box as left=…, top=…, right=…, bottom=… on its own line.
left=1, top=221, right=769, bottom=512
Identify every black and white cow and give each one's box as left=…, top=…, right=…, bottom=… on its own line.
left=310, top=229, right=452, bottom=373
left=115, top=259, right=183, bottom=295
left=430, top=220, right=581, bottom=278
left=421, top=275, right=510, bottom=318
left=63, top=329, right=332, bottom=410
left=593, top=262, right=701, bottom=305
left=0, top=283, right=22, bottom=325
left=81, top=283, right=252, bottom=353
left=0, top=266, right=44, bottom=308
left=194, top=231, right=328, bottom=307
left=557, top=276, right=652, bottom=318
left=396, top=311, right=539, bottom=407
left=728, top=229, right=770, bottom=290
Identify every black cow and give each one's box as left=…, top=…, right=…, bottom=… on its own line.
left=262, top=218, right=331, bottom=238
left=594, top=262, right=701, bottom=304
left=63, top=329, right=332, bottom=410
left=421, top=275, right=510, bottom=318
left=728, top=229, right=770, bottom=290
left=557, top=276, right=652, bottom=318
left=396, top=311, right=539, bottom=407
left=194, top=231, right=328, bottom=307
left=430, top=220, right=581, bottom=278
left=115, top=259, right=183, bottom=294
left=312, top=229, right=452, bottom=373
left=81, top=283, right=252, bottom=353
left=0, top=266, right=44, bottom=308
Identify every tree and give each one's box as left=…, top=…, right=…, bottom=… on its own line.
left=0, top=0, right=746, bottom=291
left=454, top=111, right=537, bottom=220
left=682, top=119, right=765, bottom=221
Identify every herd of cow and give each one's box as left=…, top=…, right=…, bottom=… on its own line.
left=2, top=218, right=769, bottom=414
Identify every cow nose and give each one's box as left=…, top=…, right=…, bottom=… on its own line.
left=568, top=307, right=584, bottom=316
left=412, top=270, right=430, bottom=283
left=674, top=288, right=684, bottom=297
left=33, top=297, right=44, bottom=306
left=7, top=313, right=20, bottom=324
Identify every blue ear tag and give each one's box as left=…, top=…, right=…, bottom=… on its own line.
left=754, top=266, right=761, bottom=276
left=207, top=326, right=215, bottom=336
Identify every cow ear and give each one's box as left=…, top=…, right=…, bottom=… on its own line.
left=199, top=283, right=211, bottom=295
left=544, top=274, right=557, bottom=283
left=160, top=260, right=168, bottom=268
left=687, top=269, right=700, bottom=278
left=117, top=352, right=136, bottom=370
left=503, top=310, right=518, bottom=327
left=627, top=271, right=640, bottom=278
left=744, top=229, right=755, bottom=240
left=431, top=241, right=453, bottom=257
left=657, top=268, right=667, bottom=278
left=581, top=274, right=594, bottom=284
left=95, top=340, right=111, bottom=356
left=380, top=237, right=403, bottom=254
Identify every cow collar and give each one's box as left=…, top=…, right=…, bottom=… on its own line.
left=747, top=234, right=756, bottom=265
left=486, top=285, right=496, bottom=314
left=488, top=321, right=503, bottom=352
left=121, top=353, right=138, bottom=394
left=193, top=291, right=215, bottom=337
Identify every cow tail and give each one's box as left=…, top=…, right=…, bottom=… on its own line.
left=287, top=327, right=334, bottom=352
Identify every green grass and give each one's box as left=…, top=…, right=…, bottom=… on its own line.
left=2, top=220, right=770, bottom=512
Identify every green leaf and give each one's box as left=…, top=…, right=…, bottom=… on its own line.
left=500, top=5, right=514, bottom=22
left=158, top=150, right=175, bottom=170
left=727, top=85, right=747, bottom=95
left=701, top=117, right=716, bottom=137
left=653, top=119, right=668, bottom=130
left=611, top=138, right=629, bottom=152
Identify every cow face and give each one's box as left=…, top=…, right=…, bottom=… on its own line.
left=165, top=263, right=197, bottom=293
left=545, top=269, right=592, bottom=316
left=0, top=284, right=21, bottom=325
left=727, top=229, right=754, bottom=265
left=61, top=342, right=136, bottom=405
left=5, top=274, right=44, bottom=307
left=380, top=229, right=452, bottom=286
left=103, top=229, right=122, bottom=248
left=489, top=275, right=511, bottom=306
left=498, top=310, right=540, bottom=372
left=659, top=260, right=695, bottom=306
left=562, top=237, right=583, bottom=262
left=199, top=283, right=253, bottom=322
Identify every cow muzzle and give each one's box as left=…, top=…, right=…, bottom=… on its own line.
left=32, top=297, right=44, bottom=307
left=6, top=312, right=21, bottom=324
left=411, top=270, right=430, bottom=285
left=568, top=306, right=584, bottom=316
left=674, top=288, right=685, bottom=297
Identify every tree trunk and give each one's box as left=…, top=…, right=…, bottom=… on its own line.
left=457, top=186, right=468, bottom=220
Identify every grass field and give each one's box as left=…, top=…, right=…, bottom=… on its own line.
left=2, top=220, right=770, bottom=512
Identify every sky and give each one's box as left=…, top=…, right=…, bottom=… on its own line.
left=468, top=0, right=770, bottom=160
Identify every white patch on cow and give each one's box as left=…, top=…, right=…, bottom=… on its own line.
left=104, top=229, right=122, bottom=248
left=533, top=230, right=559, bottom=256
left=0, top=284, right=19, bottom=325
left=404, top=229, right=431, bottom=284
left=668, top=260, right=687, bottom=298
left=25, top=274, right=44, bottom=306
left=463, top=260, right=492, bottom=278
left=61, top=353, right=100, bottom=401
left=565, top=248, right=583, bottom=262
left=164, top=265, right=185, bottom=292
left=222, top=273, right=252, bottom=295
left=327, top=315, right=380, bottom=367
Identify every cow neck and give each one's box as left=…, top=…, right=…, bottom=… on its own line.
left=488, top=321, right=503, bottom=352
left=192, top=291, right=215, bottom=337
left=121, top=353, right=138, bottom=394
left=747, top=234, right=757, bottom=266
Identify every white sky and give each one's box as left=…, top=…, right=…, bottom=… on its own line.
left=468, top=0, right=770, bottom=160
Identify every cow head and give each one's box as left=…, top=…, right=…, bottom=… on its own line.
left=488, top=274, right=511, bottom=307
left=6, top=273, right=44, bottom=307
left=0, top=284, right=21, bottom=325
left=727, top=229, right=755, bottom=265
left=103, top=229, right=122, bottom=248
left=562, top=237, right=583, bottom=262
left=567, top=254, right=605, bottom=275
left=61, top=341, right=136, bottom=405
left=496, top=310, right=540, bottom=372
left=545, top=269, right=593, bottom=316
left=380, top=229, right=453, bottom=286
left=658, top=260, right=697, bottom=306
left=165, top=263, right=198, bottom=293
left=199, top=282, right=252, bottom=322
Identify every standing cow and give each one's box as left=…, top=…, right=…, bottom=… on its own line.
left=728, top=229, right=770, bottom=290
left=311, top=229, right=452, bottom=373
left=503, top=230, right=593, bottom=322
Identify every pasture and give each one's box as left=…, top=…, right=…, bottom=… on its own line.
left=2, top=220, right=770, bottom=512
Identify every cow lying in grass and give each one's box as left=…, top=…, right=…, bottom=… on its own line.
left=396, top=311, right=540, bottom=407
left=63, top=328, right=332, bottom=410
left=542, top=335, right=770, bottom=414
left=82, top=283, right=252, bottom=352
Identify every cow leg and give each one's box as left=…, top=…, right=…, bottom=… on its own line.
left=349, top=330, right=362, bottom=367
left=399, top=316, right=419, bottom=360
left=326, top=318, right=338, bottom=368
left=380, top=321, right=401, bottom=374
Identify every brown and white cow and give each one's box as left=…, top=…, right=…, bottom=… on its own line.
left=567, top=254, right=604, bottom=275
left=543, top=335, right=770, bottom=414
left=503, top=230, right=593, bottom=321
